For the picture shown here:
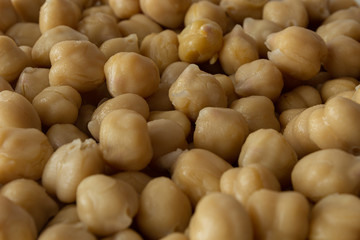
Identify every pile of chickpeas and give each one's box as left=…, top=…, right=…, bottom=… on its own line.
left=0, top=0, right=360, bottom=239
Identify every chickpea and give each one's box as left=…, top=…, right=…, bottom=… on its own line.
left=82, top=5, right=117, bottom=18
left=5, top=22, right=41, bottom=47
left=188, top=192, right=253, bottom=240
left=102, top=229, right=144, bottom=240
left=161, top=61, right=190, bottom=85
left=0, top=0, right=18, bottom=32
left=47, top=204, right=80, bottom=227
left=46, top=124, right=88, bottom=150
left=159, top=232, right=188, bottom=240
left=247, top=189, right=310, bottom=240
left=38, top=222, right=96, bottom=240
left=146, top=82, right=175, bottom=111
left=139, top=0, right=191, bottom=29
left=266, top=26, right=327, bottom=81
left=322, top=6, right=360, bottom=25
left=316, top=19, right=360, bottom=43
left=279, top=108, right=305, bottom=130
left=75, top=104, right=96, bottom=136
left=108, top=0, right=140, bottom=19
left=320, top=77, right=359, bottom=102
left=219, top=0, right=268, bottom=24
left=212, top=74, right=237, bottom=106
left=76, top=174, right=139, bottom=236
left=112, top=171, right=152, bottom=195
left=328, top=0, right=359, bottom=13
left=0, top=179, right=58, bottom=231
left=0, top=76, right=13, bottom=91
left=309, top=193, right=360, bottom=240
left=219, top=24, right=258, bottom=75
left=100, top=34, right=140, bottom=60
left=301, top=0, right=330, bottom=23
left=99, top=109, right=153, bottom=171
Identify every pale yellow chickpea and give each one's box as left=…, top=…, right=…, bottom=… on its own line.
left=171, top=149, right=232, bottom=206
left=0, top=0, right=18, bottom=32
left=100, top=34, right=140, bottom=60
left=0, top=194, right=37, bottom=240
left=76, top=174, right=139, bottom=236
left=0, top=90, right=41, bottom=129
left=19, top=45, right=34, bottom=67
left=320, top=77, right=359, bottom=102
left=75, top=104, right=96, bottom=136
left=0, top=76, right=13, bottom=91
left=102, top=229, right=144, bottom=240
left=47, top=204, right=80, bottom=227
left=159, top=232, right=188, bottom=240
left=146, top=82, right=175, bottom=111
left=317, top=19, right=360, bottom=43
left=136, top=177, right=192, bottom=240
left=0, top=127, right=53, bottom=183
left=139, top=0, right=192, bottom=29
left=104, top=52, right=160, bottom=98
left=32, top=85, right=82, bottom=126
left=161, top=61, right=190, bottom=85
left=178, top=18, right=223, bottom=64
left=230, top=96, right=280, bottom=132
left=11, top=0, right=43, bottom=22
left=220, top=0, right=268, bottom=24
left=328, top=0, right=359, bottom=13
left=213, top=74, right=238, bottom=106
left=309, top=193, right=360, bottom=240
left=278, top=108, right=305, bottom=130
left=108, top=0, right=140, bottom=19
left=112, top=171, right=152, bottom=195
left=82, top=4, right=117, bottom=18
left=5, top=22, right=41, bottom=47
left=99, top=109, right=153, bottom=171
left=46, top=124, right=89, bottom=150
left=39, top=0, right=81, bottom=34
left=219, top=24, right=258, bottom=75
left=266, top=26, right=327, bottom=81
left=322, top=6, right=360, bottom=25
left=247, top=189, right=310, bottom=240
left=301, top=0, right=330, bottom=23
left=188, top=192, right=253, bottom=240
left=0, top=179, right=58, bottom=231
left=39, top=222, right=97, bottom=240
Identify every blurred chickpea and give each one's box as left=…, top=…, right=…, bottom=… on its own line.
left=46, top=124, right=88, bottom=150
left=5, top=22, right=41, bottom=47
left=104, top=52, right=160, bottom=98
left=76, top=174, right=139, bottom=236
left=220, top=164, right=281, bottom=206
left=1, top=179, right=58, bottom=231
left=0, top=0, right=18, bottom=32
left=301, top=0, right=330, bottom=23
left=102, top=229, right=144, bottom=240
left=75, top=104, right=96, bottom=136
left=219, top=25, right=258, bottom=75
left=161, top=61, right=190, bottom=85
left=39, top=222, right=96, bottom=240
left=146, top=82, right=175, bottom=111
left=320, top=77, right=359, bottom=102
left=39, top=0, right=81, bottom=33
left=266, top=26, right=327, bottom=81
left=322, top=6, right=360, bottom=25
left=279, top=108, right=305, bottom=130
left=100, top=34, right=139, bottom=60
left=159, top=232, right=188, bottom=240
left=317, top=19, right=360, bottom=43
left=247, top=189, right=310, bottom=240
left=328, top=0, right=359, bottom=13
left=32, top=85, right=82, bottom=126
left=139, top=0, right=191, bottom=29
left=213, top=74, right=238, bottom=105
left=309, top=193, right=360, bottom=240
left=47, top=204, right=80, bottom=227
left=220, top=0, right=268, bottom=24
left=108, top=0, right=140, bottom=19
left=112, top=171, right=152, bottom=195
left=0, top=76, right=13, bottom=91
left=188, top=192, right=253, bottom=240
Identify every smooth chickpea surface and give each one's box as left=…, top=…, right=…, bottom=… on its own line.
left=5, top=22, right=41, bottom=47
left=46, top=123, right=88, bottom=150
left=10, top=0, right=44, bottom=22
left=320, top=77, right=359, bottom=102
left=112, top=171, right=152, bottom=195
left=0, top=0, right=18, bottom=32
left=100, top=34, right=140, bottom=60
left=47, top=204, right=80, bottom=227
left=102, top=229, right=144, bottom=240
left=301, top=0, right=330, bottom=23
left=220, top=0, right=268, bottom=24
left=159, top=232, right=188, bottom=240
left=108, top=0, right=140, bottom=19
left=38, top=222, right=96, bottom=240
left=316, top=19, right=360, bottom=43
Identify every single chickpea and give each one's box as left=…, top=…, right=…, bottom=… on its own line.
left=5, top=22, right=41, bottom=47
left=168, top=64, right=227, bottom=121
left=102, top=229, right=144, bottom=240
left=47, top=204, right=80, bottom=227
left=293, top=148, right=360, bottom=201
left=171, top=149, right=232, bottom=206
left=0, top=127, right=53, bottom=183
left=301, top=0, right=330, bottom=23
left=19, top=45, right=34, bottom=67
left=328, top=0, right=359, bottom=13
left=0, top=0, right=18, bottom=32
left=146, top=82, right=175, bottom=111
left=0, top=179, right=59, bottom=231
left=38, top=222, right=96, bottom=240
left=136, top=177, right=192, bottom=240
left=31, top=25, right=88, bottom=67
left=178, top=18, right=223, bottom=64
left=46, top=124, right=88, bottom=150
left=220, top=164, right=281, bottom=206
left=161, top=61, right=190, bottom=85
left=100, top=34, right=140, bottom=60
left=139, top=0, right=191, bottom=29
left=0, top=76, right=13, bottom=91
left=76, top=174, right=139, bottom=236
left=213, top=74, right=238, bottom=105
left=112, top=171, right=152, bottom=195
left=32, top=85, right=82, bottom=126
left=219, top=24, right=258, bottom=75
left=39, top=0, right=81, bottom=34
left=320, top=77, right=359, bottom=102
left=188, top=192, right=253, bottom=240
left=104, top=52, right=160, bottom=98
left=99, top=109, right=153, bottom=171
left=82, top=5, right=117, bottom=18
left=219, top=0, right=268, bottom=24
left=247, top=189, right=310, bottom=240
left=279, top=108, right=305, bottom=130
left=322, top=6, right=360, bottom=25
left=70, top=0, right=97, bottom=9
left=159, top=232, right=188, bottom=240
left=108, top=0, right=140, bottom=19
left=309, top=193, right=360, bottom=240
left=75, top=104, right=96, bottom=136
left=317, top=19, right=360, bottom=43
left=266, top=26, right=327, bottom=81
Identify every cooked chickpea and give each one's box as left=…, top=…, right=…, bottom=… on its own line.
left=102, top=229, right=144, bottom=240
left=161, top=61, right=190, bottom=85
left=108, top=0, right=140, bottom=19
left=76, top=174, right=139, bottom=236
left=46, top=124, right=88, bottom=150
left=10, top=0, right=43, bottom=22
left=5, top=22, right=41, bottom=47
left=316, top=19, right=360, bottom=43
left=47, top=204, right=80, bottom=227
left=112, top=171, right=152, bottom=195
left=188, top=192, right=253, bottom=240
left=320, top=77, right=359, bottom=102
left=328, top=0, right=359, bottom=13
left=146, top=82, right=175, bottom=111
left=279, top=108, right=305, bottom=129
left=38, top=222, right=96, bottom=240
left=301, top=0, right=330, bottom=23
left=0, top=76, right=13, bottom=91
left=159, top=232, right=188, bottom=240
left=213, top=74, right=238, bottom=105
left=100, top=34, right=140, bottom=60
left=219, top=0, right=268, bottom=24
left=0, top=0, right=18, bottom=32
left=75, top=104, right=96, bottom=136
left=0, top=179, right=58, bottom=231
left=82, top=4, right=116, bottom=18
left=322, top=6, right=360, bottom=25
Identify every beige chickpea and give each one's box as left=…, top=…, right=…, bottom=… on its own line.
left=0, top=194, right=37, bottom=240
left=161, top=61, right=190, bottom=85
left=39, top=0, right=81, bottom=34
left=39, top=222, right=96, bottom=240
left=213, top=74, right=238, bottom=106
left=49, top=40, right=106, bottom=92
left=136, top=177, right=192, bottom=240
left=301, top=0, right=330, bottom=23
left=31, top=25, right=88, bottom=67
left=320, top=77, right=359, bottom=102
left=32, top=85, right=81, bottom=126
left=82, top=5, right=117, bottom=18
left=0, top=76, right=13, bottom=91
left=219, top=0, right=268, bottom=24
left=292, top=149, right=360, bottom=202
left=47, top=204, right=80, bottom=227
left=1, top=179, right=58, bottom=231
left=5, top=22, right=41, bottom=47
left=309, top=193, right=360, bottom=240
left=266, top=26, right=327, bottom=81
left=100, top=34, right=139, bottom=60
left=46, top=124, right=88, bottom=150
left=230, top=96, right=280, bottom=132
left=146, top=82, right=175, bottom=111
left=171, top=149, right=232, bottom=206
left=102, top=229, right=144, bottom=240
left=139, top=0, right=191, bottom=29
left=0, top=36, right=30, bottom=82
left=322, top=6, right=360, bottom=25
left=178, top=18, right=223, bottom=64
left=0, top=90, right=41, bottom=129
left=104, top=52, right=160, bottom=98
left=75, top=104, right=96, bottom=136
left=279, top=108, right=305, bottom=130
left=317, top=19, right=360, bottom=43
left=10, top=0, right=44, bottom=22
left=99, top=109, right=153, bottom=171
left=188, top=192, right=253, bottom=240
left=219, top=24, right=258, bottom=75
left=108, top=0, right=140, bottom=19
left=112, top=171, right=152, bottom=195
left=0, top=0, right=18, bottom=32
left=159, top=232, right=188, bottom=240
left=328, top=0, right=359, bottom=13
left=72, top=0, right=98, bottom=9
left=19, top=45, right=34, bottom=67
left=0, top=127, right=53, bottom=183
left=247, top=189, right=310, bottom=240
left=76, top=174, right=139, bottom=236
left=168, top=64, right=227, bottom=121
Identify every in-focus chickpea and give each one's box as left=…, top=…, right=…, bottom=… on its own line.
left=328, top=0, right=359, bottom=13
left=320, top=77, right=359, bottom=102
left=0, top=76, right=13, bottom=91
left=219, top=0, right=268, bottom=24
left=213, top=74, right=238, bottom=106
left=279, top=108, right=305, bottom=130
left=161, top=61, right=190, bottom=86
left=188, top=192, right=253, bottom=240
left=75, top=104, right=96, bottom=136
left=301, top=0, right=330, bottom=23
left=5, top=22, right=41, bottom=47
left=10, top=0, right=44, bottom=22
left=99, top=109, right=153, bottom=171
left=32, top=85, right=82, bottom=126
left=0, top=127, right=53, bottom=183
left=247, top=189, right=310, bottom=240
left=309, top=193, right=360, bottom=240
left=159, top=232, right=188, bottom=240
left=112, top=171, right=152, bottom=195
left=38, top=222, right=96, bottom=240
left=139, top=0, right=191, bottom=29
left=100, top=34, right=140, bottom=60
left=46, top=124, right=88, bottom=150
left=0, top=179, right=58, bottom=231
left=39, top=0, right=81, bottom=34
left=108, top=0, right=140, bottom=19
left=322, top=6, right=360, bottom=25
left=47, top=204, right=80, bottom=227
left=219, top=24, right=258, bottom=75
left=102, top=228, right=144, bottom=240
left=136, top=177, right=192, bottom=240
left=316, top=19, right=360, bottom=43
left=0, top=0, right=18, bottom=32
left=76, top=174, right=139, bottom=236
